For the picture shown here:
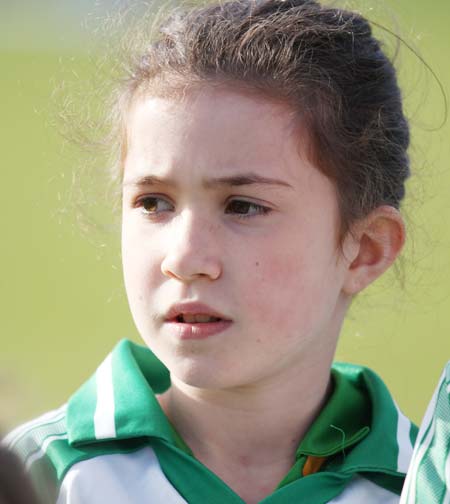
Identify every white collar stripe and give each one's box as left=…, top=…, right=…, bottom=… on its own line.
left=94, top=354, right=116, bottom=440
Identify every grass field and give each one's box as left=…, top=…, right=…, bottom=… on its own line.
left=1, top=0, right=450, bottom=432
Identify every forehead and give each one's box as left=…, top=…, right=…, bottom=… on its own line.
left=124, top=86, right=313, bottom=184
left=128, top=86, right=297, bottom=141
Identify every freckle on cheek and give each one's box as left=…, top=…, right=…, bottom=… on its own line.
left=255, top=261, right=259, bottom=267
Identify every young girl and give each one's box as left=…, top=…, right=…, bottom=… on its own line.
left=4, top=0, right=417, bottom=502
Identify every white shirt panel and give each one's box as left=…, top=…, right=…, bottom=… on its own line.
left=56, top=447, right=187, bottom=504
left=329, top=475, right=399, bottom=504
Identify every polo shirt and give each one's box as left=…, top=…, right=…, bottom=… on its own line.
left=5, top=339, right=417, bottom=503
left=400, top=361, right=450, bottom=504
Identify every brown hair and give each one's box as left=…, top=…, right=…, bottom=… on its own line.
left=114, top=0, right=410, bottom=240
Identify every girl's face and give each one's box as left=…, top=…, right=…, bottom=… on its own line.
left=121, top=87, right=352, bottom=390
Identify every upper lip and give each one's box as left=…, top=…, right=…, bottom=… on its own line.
left=164, top=302, right=231, bottom=322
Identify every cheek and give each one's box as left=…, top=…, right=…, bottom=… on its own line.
left=121, top=226, right=161, bottom=300
left=240, top=250, right=309, bottom=326
left=240, top=238, right=337, bottom=335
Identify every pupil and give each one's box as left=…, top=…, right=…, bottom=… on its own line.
left=232, top=201, right=249, bottom=214
left=143, top=198, right=157, bottom=212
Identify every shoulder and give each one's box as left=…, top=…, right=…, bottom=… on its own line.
left=2, top=405, right=71, bottom=503
left=3, top=405, right=69, bottom=468
left=2, top=405, right=131, bottom=503
left=2, top=405, right=179, bottom=504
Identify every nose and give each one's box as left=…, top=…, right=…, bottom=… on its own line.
left=160, top=212, right=222, bottom=283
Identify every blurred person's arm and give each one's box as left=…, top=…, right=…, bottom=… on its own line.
left=0, top=445, right=39, bottom=504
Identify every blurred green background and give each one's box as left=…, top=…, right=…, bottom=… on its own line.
left=1, top=0, right=449, bottom=432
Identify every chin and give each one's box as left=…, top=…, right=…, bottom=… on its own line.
left=171, top=360, right=228, bottom=389
left=164, top=353, right=242, bottom=391
left=142, top=334, right=247, bottom=390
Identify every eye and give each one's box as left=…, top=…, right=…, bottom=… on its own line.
left=225, top=199, right=272, bottom=219
left=135, top=195, right=174, bottom=215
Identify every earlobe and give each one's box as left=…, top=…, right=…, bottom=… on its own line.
left=342, top=206, right=405, bottom=295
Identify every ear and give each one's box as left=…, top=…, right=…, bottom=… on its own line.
left=342, top=206, right=405, bottom=295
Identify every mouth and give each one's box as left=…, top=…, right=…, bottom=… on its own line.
left=163, top=303, right=232, bottom=340
left=164, top=301, right=231, bottom=323
left=172, top=314, right=224, bottom=324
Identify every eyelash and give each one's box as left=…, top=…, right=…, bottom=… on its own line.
left=134, top=195, right=272, bottom=220
left=225, top=199, right=272, bottom=219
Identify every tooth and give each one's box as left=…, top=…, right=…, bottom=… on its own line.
left=196, top=314, right=215, bottom=323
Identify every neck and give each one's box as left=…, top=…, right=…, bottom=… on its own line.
left=158, top=356, right=333, bottom=503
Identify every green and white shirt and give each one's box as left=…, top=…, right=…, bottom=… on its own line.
left=400, top=361, right=450, bottom=504
left=4, top=339, right=417, bottom=504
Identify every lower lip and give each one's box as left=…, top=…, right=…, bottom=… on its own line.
left=164, top=320, right=233, bottom=340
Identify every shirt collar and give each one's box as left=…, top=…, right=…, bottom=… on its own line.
left=67, top=339, right=174, bottom=446
left=297, top=366, right=370, bottom=458
left=67, top=339, right=415, bottom=477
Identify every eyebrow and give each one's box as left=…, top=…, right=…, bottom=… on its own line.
left=123, top=173, right=294, bottom=190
